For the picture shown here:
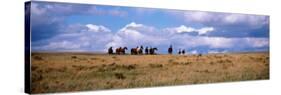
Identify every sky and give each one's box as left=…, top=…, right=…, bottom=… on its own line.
left=28, top=1, right=269, bottom=54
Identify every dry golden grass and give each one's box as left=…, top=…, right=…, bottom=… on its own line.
left=31, top=52, right=269, bottom=93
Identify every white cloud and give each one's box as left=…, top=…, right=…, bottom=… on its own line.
left=32, top=23, right=113, bottom=52
left=177, top=36, right=268, bottom=49
left=86, top=24, right=111, bottom=32
left=190, top=50, right=198, bottom=54
left=184, top=11, right=269, bottom=28
left=208, top=50, right=227, bottom=54
left=175, top=25, right=195, bottom=33
left=31, top=3, right=46, bottom=15
left=33, top=22, right=269, bottom=53
left=197, top=27, right=214, bottom=35
left=86, top=6, right=128, bottom=17
left=171, top=25, right=214, bottom=35
left=106, top=22, right=166, bottom=49
left=36, top=40, right=81, bottom=50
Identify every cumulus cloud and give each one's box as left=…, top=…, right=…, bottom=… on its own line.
left=30, top=2, right=128, bottom=41
left=104, top=22, right=268, bottom=53
left=184, top=11, right=269, bottom=28
left=87, top=6, right=128, bottom=17
left=32, top=22, right=269, bottom=53
left=190, top=50, right=198, bottom=54
left=86, top=24, right=111, bottom=32
left=30, top=2, right=269, bottom=54
left=31, top=3, right=46, bottom=15
left=166, top=10, right=269, bottom=38
left=33, top=40, right=81, bottom=51
left=32, top=23, right=113, bottom=52
left=106, top=22, right=167, bottom=49
left=208, top=50, right=227, bottom=54
left=167, top=25, right=215, bottom=35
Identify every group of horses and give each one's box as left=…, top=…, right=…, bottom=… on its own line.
left=108, top=45, right=187, bottom=55
left=108, top=46, right=158, bottom=55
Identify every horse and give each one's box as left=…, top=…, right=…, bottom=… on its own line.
left=108, top=47, right=113, bottom=54
left=138, top=46, right=143, bottom=54
left=178, top=49, right=182, bottom=55
left=149, top=47, right=158, bottom=55
left=182, top=49, right=185, bottom=55
left=131, top=47, right=138, bottom=55
left=145, top=47, right=149, bottom=54
left=168, top=45, right=173, bottom=54
left=121, top=47, right=128, bottom=54
left=116, top=47, right=128, bottom=55
left=115, top=47, right=122, bottom=55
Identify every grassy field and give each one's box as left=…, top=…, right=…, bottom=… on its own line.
left=30, top=52, right=269, bottom=93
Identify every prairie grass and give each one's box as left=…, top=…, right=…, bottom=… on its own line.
left=31, top=52, right=269, bottom=93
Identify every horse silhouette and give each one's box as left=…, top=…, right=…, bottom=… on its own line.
left=121, top=47, right=128, bottom=54
left=108, top=47, right=113, bottom=54
left=182, top=49, right=185, bottom=55
left=149, top=47, right=158, bottom=55
left=145, top=47, right=149, bottom=54
left=138, top=46, right=143, bottom=54
left=178, top=49, right=182, bottom=55
left=168, top=45, right=173, bottom=54
left=131, top=46, right=138, bottom=55
left=116, top=47, right=127, bottom=55
left=131, top=46, right=144, bottom=55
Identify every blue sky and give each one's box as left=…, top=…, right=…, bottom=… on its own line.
left=29, top=1, right=269, bottom=54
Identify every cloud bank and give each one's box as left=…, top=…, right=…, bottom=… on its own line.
left=32, top=22, right=269, bottom=54
left=30, top=2, right=269, bottom=54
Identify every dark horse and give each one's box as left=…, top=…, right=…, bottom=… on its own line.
left=116, top=47, right=128, bottom=54
left=182, top=49, right=185, bottom=55
left=138, top=46, right=143, bottom=54
left=149, top=47, right=158, bottom=55
left=131, top=47, right=138, bottom=55
left=131, top=46, right=143, bottom=55
left=145, top=47, right=149, bottom=54
left=168, top=45, right=173, bottom=54
left=108, top=47, right=113, bottom=54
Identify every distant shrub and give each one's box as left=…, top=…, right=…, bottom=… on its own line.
left=149, top=64, right=163, bottom=68
left=112, top=56, right=117, bottom=59
left=195, top=69, right=210, bottom=73
left=172, top=62, right=180, bottom=65
left=101, top=59, right=106, bottom=62
left=33, top=56, right=43, bottom=60
left=168, top=59, right=174, bottom=63
left=58, top=67, right=67, bottom=72
left=266, top=56, right=269, bottom=60
left=109, top=62, right=116, bottom=66
left=209, top=61, right=215, bottom=65
left=72, top=65, right=87, bottom=71
left=71, top=56, right=77, bottom=59
left=217, top=59, right=232, bottom=64
left=126, top=64, right=136, bottom=70
left=90, top=57, right=99, bottom=60
left=31, top=65, right=38, bottom=71
left=172, top=61, right=192, bottom=65
left=32, top=74, right=43, bottom=82
left=183, top=62, right=192, bottom=65
left=114, top=73, right=126, bottom=80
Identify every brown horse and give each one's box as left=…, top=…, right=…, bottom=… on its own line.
left=121, top=47, right=127, bottom=54
left=138, top=46, right=143, bottom=54
left=131, top=47, right=138, bottom=55
left=116, top=47, right=127, bottom=54
left=131, top=46, right=144, bottom=55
